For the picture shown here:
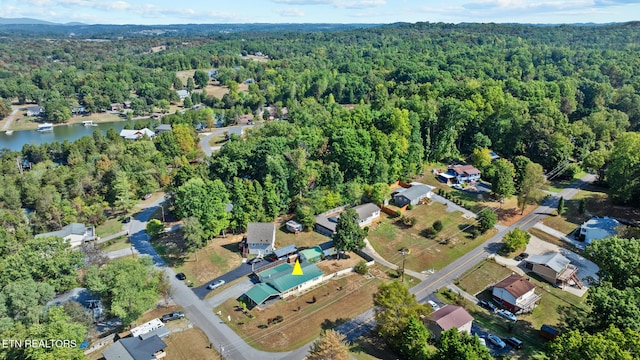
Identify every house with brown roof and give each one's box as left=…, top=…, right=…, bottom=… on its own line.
left=424, top=305, right=474, bottom=339
left=492, top=274, right=541, bottom=314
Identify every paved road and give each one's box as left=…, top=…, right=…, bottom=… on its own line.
left=338, top=174, right=596, bottom=336
left=199, top=125, right=254, bottom=156
left=126, top=198, right=308, bottom=360
left=192, top=261, right=271, bottom=299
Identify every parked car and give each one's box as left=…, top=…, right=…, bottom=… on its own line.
left=505, top=337, right=523, bottom=349
left=478, top=337, right=487, bottom=348
left=161, top=311, right=184, bottom=322
left=514, top=252, right=529, bottom=261
left=453, top=184, right=463, bottom=190
left=207, top=279, right=225, bottom=290
left=497, top=309, right=517, bottom=321
left=247, top=257, right=263, bottom=265
left=487, top=334, right=506, bottom=349
left=479, top=300, right=497, bottom=312
left=176, top=272, right=186, bottom=280
left=427, top=300, right=440, bottom=311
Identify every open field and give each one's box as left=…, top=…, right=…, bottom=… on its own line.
left=544, top=171, right=587, bottom=193
left=368, top=202, right=496, bottom=272
left=215, top=273, right=383, bottom=352
left=96, top=217, right=125, bottom=238
left=275, top=222, right=330, bottom=249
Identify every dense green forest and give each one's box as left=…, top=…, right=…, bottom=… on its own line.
left=1, top=22, right=640, bottom=358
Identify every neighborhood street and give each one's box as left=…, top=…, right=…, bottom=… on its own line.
left=199, top=124, right=253, bottom=156
left=123, top=174, right=594, bottom=359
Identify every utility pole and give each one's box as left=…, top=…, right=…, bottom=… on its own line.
left=219, top=344, right=224, bottom=360
left=399, top=248, right=407, bottom=283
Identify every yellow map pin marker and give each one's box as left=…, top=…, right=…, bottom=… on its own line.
left=292, top=259, right=304, bottom=275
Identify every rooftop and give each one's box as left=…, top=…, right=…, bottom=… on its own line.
left=264, top=263, right=324, bottom=293
left=273, top=244, right=298, bottom=258
left=244, top=283, right=281, bottom=306
left=394, top=183, right=435, bottom=201
left=353, top=203, right=381, bottom=220
left=494, top=274, right=536, bottom=298
left=430, top=305, right=474, bottom=331
left=103, top=334, right=166, bottom=360
left=581, top=216, right=620, bottom=233
left=299, top=246, right=323, bottom=261
left=449, top=164, right=481, bottom=175
left=119, top=128, right=155, bottom=140
left=247, top=223, right=276, bottom=244
left=35, top=223, right=94, bottom=240
left=526, top=252, right=570, bottom=273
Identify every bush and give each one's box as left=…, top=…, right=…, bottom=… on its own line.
left=421, top=227, right=437, bottom=239
left=395, top=210, right=402, bottom=218
left=407, top=204, right=414, bottom=210
left=354, top=260, right=369, bottom=275
left=433, top=220, right=443, bottom=233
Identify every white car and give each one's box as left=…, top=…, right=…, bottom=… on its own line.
left=207, top=279, right=225, bottom=290
left=427, top=300, right=440, bottom=311
left=479, top=337, right=487, bottom=348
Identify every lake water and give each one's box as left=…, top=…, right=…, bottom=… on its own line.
left=0, top=120, right=145, bottom=152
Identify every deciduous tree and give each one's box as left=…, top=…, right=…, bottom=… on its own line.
left=307, top=330, right=349, bottom=360
left=433, top=329, right=492, bottom=360
left=502, top=228, right=530, bottom=253
left=333, top=208, right=365, bottom=253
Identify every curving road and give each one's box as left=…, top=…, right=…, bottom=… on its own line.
left=1, top=109, right=19, bottom=132
left=199, top=124, right=255, bottom=156
left=126, top=197, right=311, bottom=360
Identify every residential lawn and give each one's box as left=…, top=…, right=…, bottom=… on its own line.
left=214, top=274, right=383, bottom=352
left=275, top=222, right=330, bottom=249
left=540, top=184, right=629, bottom=235
left=456, top=259, right=515, bottom=296
left=545, top=171, right=587, bottom=193
left=99, top=236, right=130, bottom=252
left=437, top=260, right=590, bottom=359
left=163, top=234, right=243, bottom=287
left=95, top=217, right=124, bottom=238
left=367, top=202, right=496, bottom=272
left=349, top=334, right=415, bottom=360
left=163, top=327, right=219, bottom=360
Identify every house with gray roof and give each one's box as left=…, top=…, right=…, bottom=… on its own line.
left=246, top=223, right=276, bottom=255
left=26, top=106, right=44, bottom=117
left=578, top=216, right=620, bottom=244
left=392, top=182, right=435, bottom=207
left=102, top=334, right=166, bottom=360
left=35, top=223, right=96, bottom=248
left=176, top=89, right=190, bottom=100
left=154, top=124, right=172, bottom=134
left=524, top=252, right=582, bottom=288
left=315, top=203, right=381, bottom=236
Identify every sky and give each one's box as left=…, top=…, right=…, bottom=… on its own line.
left=2, top=0, right=640, bottom=25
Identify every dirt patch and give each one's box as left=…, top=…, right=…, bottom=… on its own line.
left=496, top=204, right=537, bottom=226
left=216, top=274, right=382, bottom=351
left=316, top=254, right=363, bottom=274
left=241, top=55, right=270, bottom=62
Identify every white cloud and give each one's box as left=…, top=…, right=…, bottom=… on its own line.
left=271, top=0, right=386, bottom=8
left=277, top=7, right=306, bottom=16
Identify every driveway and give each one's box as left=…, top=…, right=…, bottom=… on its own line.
left=199, top=124, right=255, bottom=156
left=192, top=261, right=270, bottom=299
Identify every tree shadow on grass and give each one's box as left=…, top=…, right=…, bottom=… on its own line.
left=320, top=318, right=349, bottom=330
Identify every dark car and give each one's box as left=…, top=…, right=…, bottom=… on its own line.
left=505, top=337, right=523, bottom=349
left=175, top=272, right=186, bottom=280
left=479, top=300, right=498, bottom=312
left=161, top=311, right=184, bottom=322
left=514, top=252, right=529, bottom=261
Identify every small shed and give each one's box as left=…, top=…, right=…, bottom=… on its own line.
left=285, top=220, right=303, bottom=233
left=273, top=244, right=298, bottom=259
left=540, top=324, right=559, bottom=340
left=299, top=246, right=323, bottom=263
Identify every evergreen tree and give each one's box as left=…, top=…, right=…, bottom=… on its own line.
left=557, top=196, right=565, bottom=215
left=307, top=330, right=350, bottom=360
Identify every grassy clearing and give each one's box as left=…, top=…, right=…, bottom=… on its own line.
left=275, top=223, right=330, bottom=249
left=456, top=259, right=515, bottom=296
left=367, top=202, right=496, bottom=272
left=96, top=217, right=124, bottom=238
left=350, top=334, right=411, bottom=360
left=163, top=327, right=219, bottom=360
left=541, top=185, right=611, bottom=235
left=99, top=236, right=130, bottom=252
left=215, top=274, right=383, bottom=352
left=545, top=171, right=587, bottom=193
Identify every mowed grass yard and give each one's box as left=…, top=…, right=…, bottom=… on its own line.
left=215, top=274, right=383, bottom=352
left=440, top=260, right=590, bottom=359
left=368, top=202, right=496, bottom=272
left=541, top=183, right=640, bottom=235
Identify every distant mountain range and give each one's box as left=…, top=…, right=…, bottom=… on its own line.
left=0, top=17, right=85, bottom=25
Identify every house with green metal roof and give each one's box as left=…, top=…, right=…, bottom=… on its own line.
left=244, top=263, right=325, bottom=308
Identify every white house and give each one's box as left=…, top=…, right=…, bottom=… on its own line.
left=425, top=305, right=474, bottom=339
left=35, top=223, right=96, bottom=248
left=119, top=128, right=155, bottom=140
left=578, top=216, right=620, bottom=244
left=176, top=90, right=190, bottom=100
left=315, top=203, right=381, bottom=236
left=392, top=182, right=435, bottom=207
left=492, top=274, right=541, bottom=314
left=245, top=223, right=276, bottom=255
left=445, top=165, right=481, bottom=184
left=26, top=106, right=44, bottom=117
